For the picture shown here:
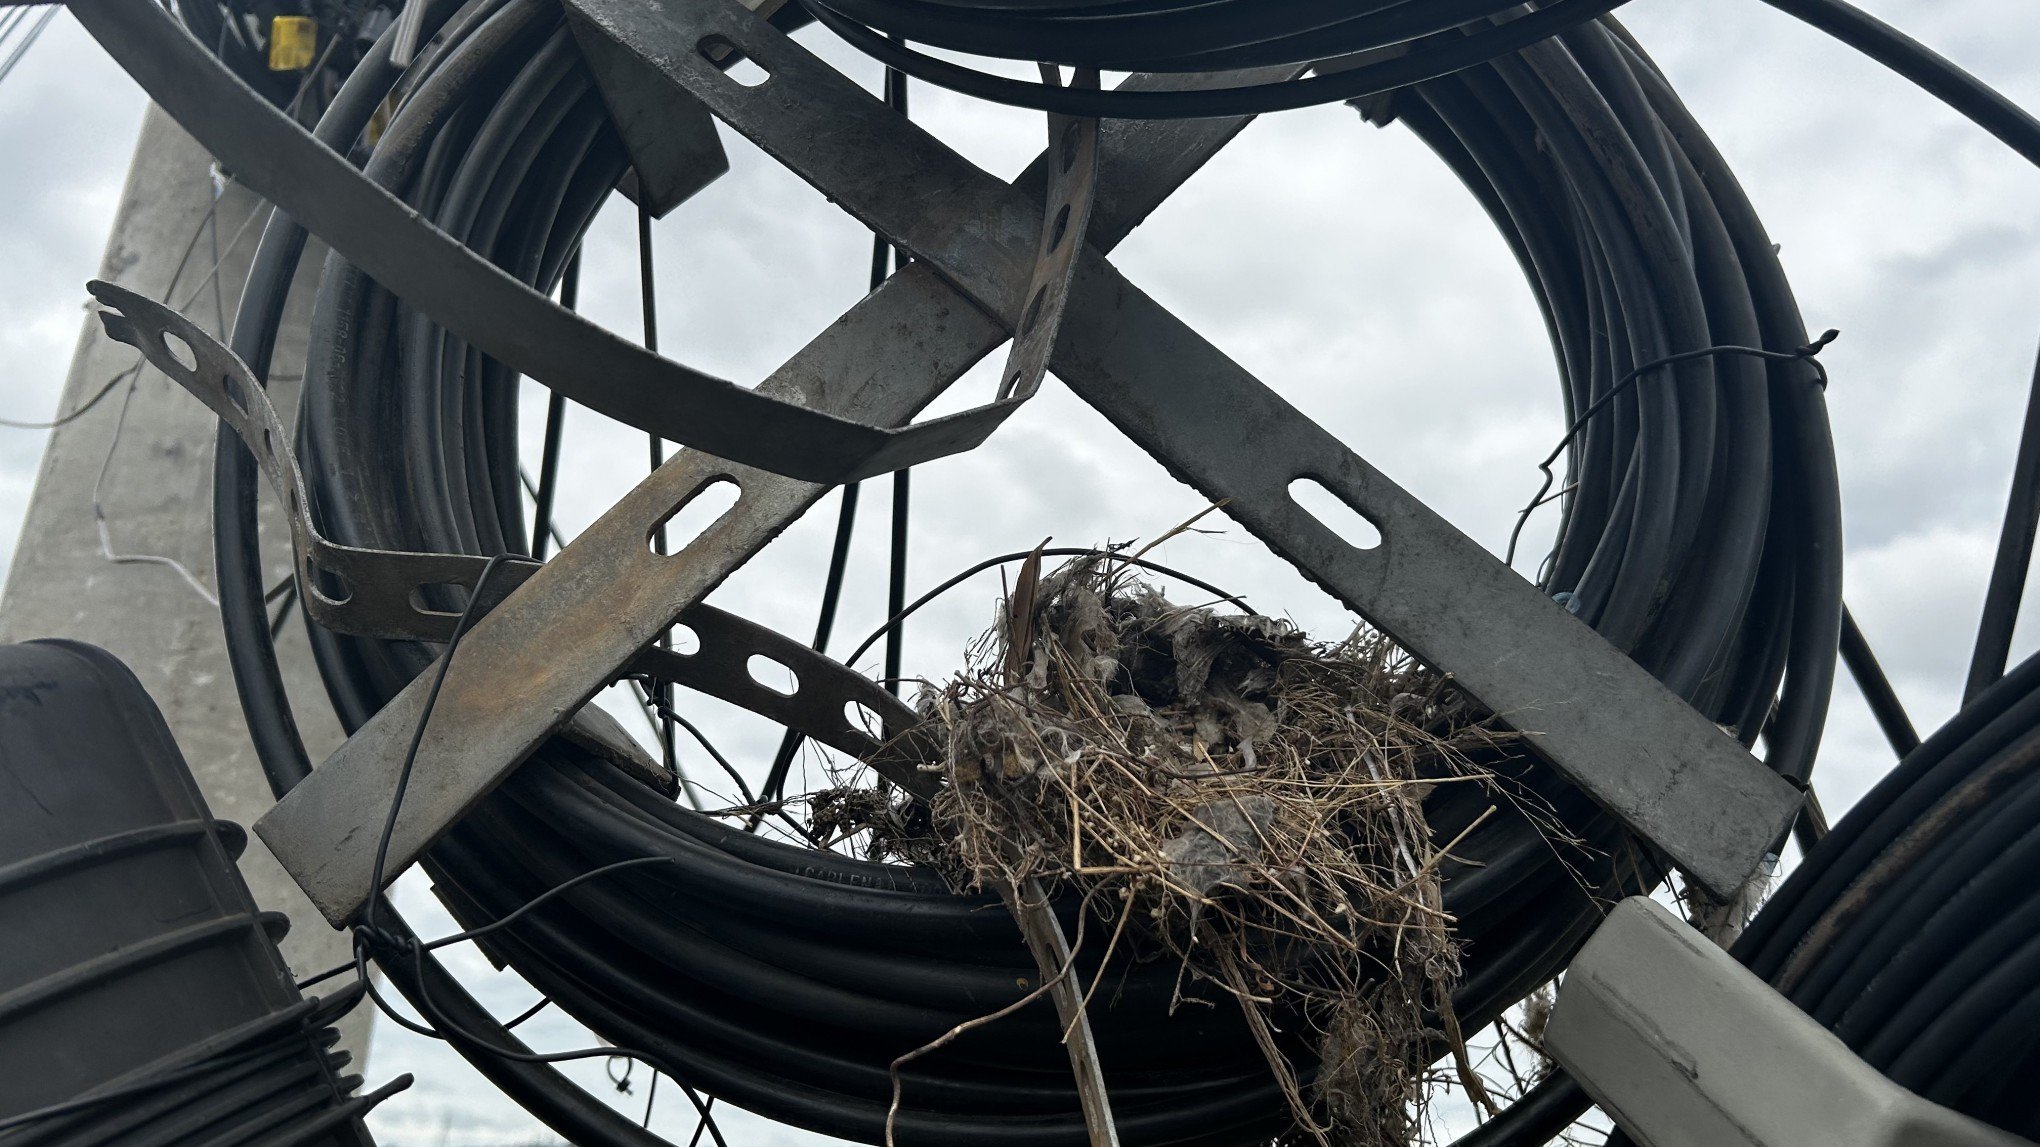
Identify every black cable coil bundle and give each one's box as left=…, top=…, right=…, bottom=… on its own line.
left=213, top=0, right=1842, bottom=1143
left=1497, top=644, right=2040, bottom=1145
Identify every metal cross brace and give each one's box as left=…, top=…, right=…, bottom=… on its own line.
left=242, top=0, right=1797, bottom=923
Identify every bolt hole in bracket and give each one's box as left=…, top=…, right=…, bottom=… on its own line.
left=102, top=0, right=1795, bottom=924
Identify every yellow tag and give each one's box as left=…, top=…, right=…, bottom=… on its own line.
left=268, top=16, right=317, bottom=71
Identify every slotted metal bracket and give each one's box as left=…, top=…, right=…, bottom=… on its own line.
left=89, top=281, right=937, bottom=799
left=241, top=0, right=1792, bottom=925
left=574, top=18, right=729, bottom=218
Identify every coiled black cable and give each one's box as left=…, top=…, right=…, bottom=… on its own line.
left=793, top=0, right=2040, bottom=154
left=215, top=3, right=1839, bottom=1144
left=1729, top=646, right=2040, bottom=1138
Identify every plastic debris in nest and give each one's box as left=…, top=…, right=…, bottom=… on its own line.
left=853, top=551, right=1516, bottom=1145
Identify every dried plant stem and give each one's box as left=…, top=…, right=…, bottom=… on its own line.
left=1002, top=872, right=1120, bottom=1147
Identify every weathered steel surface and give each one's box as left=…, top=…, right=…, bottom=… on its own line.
left=566, top=8, right=728, bottom=218
left=993, top=66, right=1100, bottom=403
left=255, top=59, right=1287, bottom=927
left=1044, top=253, right=1802, bottom=899
left=91, top=279, right=530, bottom=642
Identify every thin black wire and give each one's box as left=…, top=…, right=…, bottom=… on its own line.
left=81, top=162, right=258, bottom=605
left=638, top=201, right=680, bottom=780
left=363, top=553, right=521, bottom=936
left=647, top=686, right=827, bottom=845
left=1505, top=333, right=1839, bottom=568
left=504, top=997, right=552, bottom=1030
left=752, top=544, right=1247, bottom=821
left=756, top=480, right=860, bottom=800
left=296, top=856, right=678, bottom=993
left=0, top=126, right=245, bottom=436
left=0, top=363, right=136, bottom=430
left=364, top=953, right=729, bottom=1147
left=1966, top=342, right=2040, bottom=703
left=757, top=54, right=908, bottom=810
left=843, top=546, right=1251, bottom=671
left=269, top=580, right=300, bottom=638
left=1843, top=604, right=1923, bottom=758
left=882, top=59, right=913, bottom=707
left=339, top=550, right=729, bottom=1147
left=532, top=253, right=579, bottom=561
left=687, top=1098, right=716, bottom=1147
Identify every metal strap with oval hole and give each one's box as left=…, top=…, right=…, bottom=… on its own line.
left=89, top=280, right=528, bottom=642
left=996, top=64, right=1100, bottom=405
left=256, top=56, right=1289, bottom=928
left=90, top=281, right=940, bottom=800
left=634, top=622, right=942, bottom=801
left=67, top=0, right=1032, bottom=487
left=256, top=0, right=1793, bottom=926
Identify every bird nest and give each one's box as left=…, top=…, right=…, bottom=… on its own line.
left=828, top=553, right=1517, bottom=1144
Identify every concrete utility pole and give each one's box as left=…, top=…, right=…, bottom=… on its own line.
left=0, top=105, right=363, bottom=1052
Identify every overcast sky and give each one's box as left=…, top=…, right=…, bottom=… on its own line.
left=2, top=1, right=2038, bottom=1143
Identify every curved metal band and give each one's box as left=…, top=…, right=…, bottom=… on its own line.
left=68, top=0, right=1034, bottom=486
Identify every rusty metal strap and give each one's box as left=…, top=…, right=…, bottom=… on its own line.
left=91, top=280, right=515, bottom=642
left=66, top=0, right=1031, bottom=486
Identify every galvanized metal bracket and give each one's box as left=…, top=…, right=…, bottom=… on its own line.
left=994, top=65, right=1100, bottom=403
left=88, top=279, right=521, bottom=643
left=249, top=0, right=1792, bottom=924
left=551, top=0, right=1802, bottom=898
left=1548, top=898, right=2034, bottom=1147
